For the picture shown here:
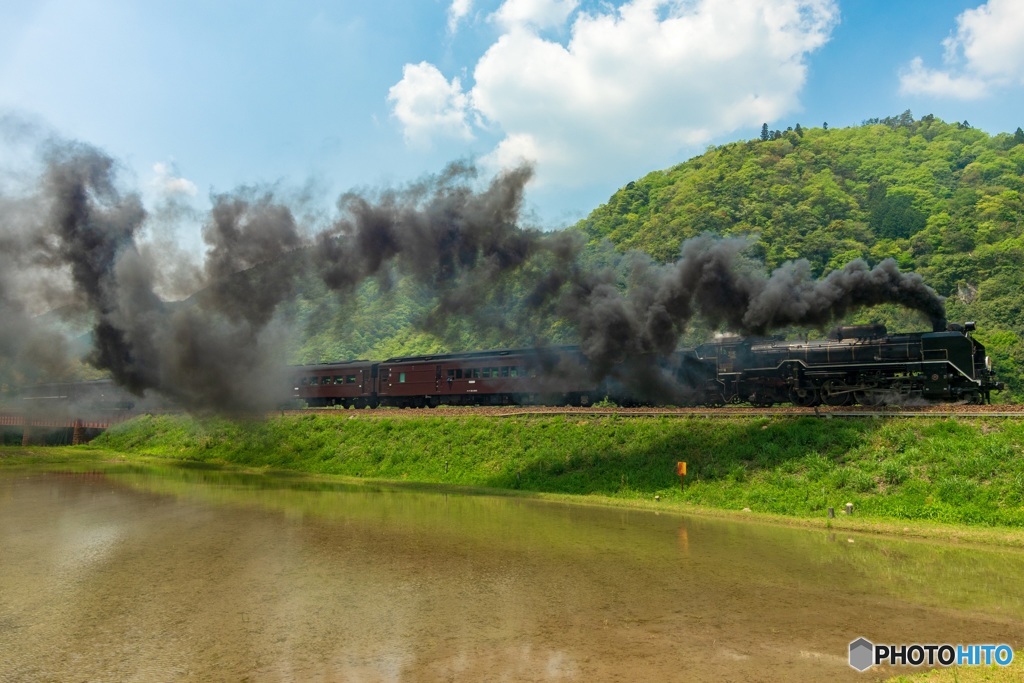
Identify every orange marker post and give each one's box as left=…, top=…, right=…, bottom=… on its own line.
left=676, top=461, right=687, bottom=489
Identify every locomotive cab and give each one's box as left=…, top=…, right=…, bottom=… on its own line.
left=921, top=332, right=975, bottom=377
left=920, top=323, right=1001, bottom=402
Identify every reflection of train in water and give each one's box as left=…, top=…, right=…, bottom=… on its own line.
left=8, top=322, right=1002, bottom=413
left=294, top=323, right=1002, bottom=408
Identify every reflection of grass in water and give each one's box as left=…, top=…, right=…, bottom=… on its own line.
left=810, top=533, right=1024, bottom=617
left=88, top=413, right=1024, bottom=530
left=172, top=460, right=224, bottom=470
left=4, top=447, right=1024, bottom=621
left=51, top=459, right=1024, bottom=622
left=81, top=412, right=1024, bottom=618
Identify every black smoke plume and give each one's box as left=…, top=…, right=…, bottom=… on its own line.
left=565, top=234, right=946, bottom=369
left=559, top=236, right=945, bottom=399
left=0, top=134, right=304, bottom=413
left=0, top=130, right=946, bottom=412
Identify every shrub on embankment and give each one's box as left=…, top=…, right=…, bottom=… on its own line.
left=91, top=413, right=1024, bottom=527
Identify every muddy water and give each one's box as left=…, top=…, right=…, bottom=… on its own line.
left=0, top=467, right=1021, bottom=682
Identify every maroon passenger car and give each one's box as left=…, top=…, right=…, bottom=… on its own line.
left=293, top=361, right=376, bottom=408
left=378, top=347, right=598, bottom=407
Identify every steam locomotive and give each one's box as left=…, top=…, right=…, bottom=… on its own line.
left=690, top=322, right=1001, bottom=407
left=294, top=322, right=1003, bottom=408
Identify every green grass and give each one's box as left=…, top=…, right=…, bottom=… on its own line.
left=61, top=413, right=1024, bottom=530
left=885, top=657, right=1023, bottom=682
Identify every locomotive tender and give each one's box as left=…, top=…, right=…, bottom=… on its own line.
left=295, top=322, right=1002, bottom=408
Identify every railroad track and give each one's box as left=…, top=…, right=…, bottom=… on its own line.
left=6, top=406, right=1019, bottom=428
left=498, top=410, right=1024, bottom=418
left=289, top=405, right=1024, bottom=419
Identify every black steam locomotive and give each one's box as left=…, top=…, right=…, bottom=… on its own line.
left=294, top=322, right=1002, bottom=408
left=689, top=322, right=1001, bottom=407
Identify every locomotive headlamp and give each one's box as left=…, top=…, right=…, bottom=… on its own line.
left=965, top=321, right=976, bottom=332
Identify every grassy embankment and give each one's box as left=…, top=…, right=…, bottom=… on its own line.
left=888, top=659, right=1023, bottom=683
left=14, top=412, right=1013, bottom=543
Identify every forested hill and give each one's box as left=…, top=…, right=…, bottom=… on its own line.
left=574, top=114, right=1024, bottom=395
left=579, top=114, right=1024, bottom=291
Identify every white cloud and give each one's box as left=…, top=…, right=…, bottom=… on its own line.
left=491, top=0, right=579, bottom=32
left=151, top=162, right=198, bottom=197
left=390, top=0, right=838, bottom=187
left=447, top=0, right=474, bottom=34
left=900, top=0, right=1024, bottom=99
left=485, top=131, right=544, bottom=170
left=899, top=57, right=988, bottom=100
left=387, top=61, right=472, bottom=147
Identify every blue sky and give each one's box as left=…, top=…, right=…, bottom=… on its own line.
left=2, top=0, right=1023, bottom=239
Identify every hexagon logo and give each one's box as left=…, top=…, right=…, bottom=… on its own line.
left=849, top=638, right=874, bottom=671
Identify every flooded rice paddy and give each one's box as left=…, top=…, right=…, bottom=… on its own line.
left=0, top=464, right=1022, bottom=682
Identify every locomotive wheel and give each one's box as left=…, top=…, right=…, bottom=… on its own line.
left=854, top=390, right=884, bottom=407
left=789, top=385, right=820, bottom=407
left=703, top=393, right=726, bottom=408
left=888, top=381, right=912, bottom=405
left=821, top=380, right=852, bottom=407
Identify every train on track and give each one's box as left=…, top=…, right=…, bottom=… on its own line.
left=9, top=379, right=146, bottom=418
left=294, top=322, right=1003, bottom=408
left=5, top=322, right=1003, bottom=414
